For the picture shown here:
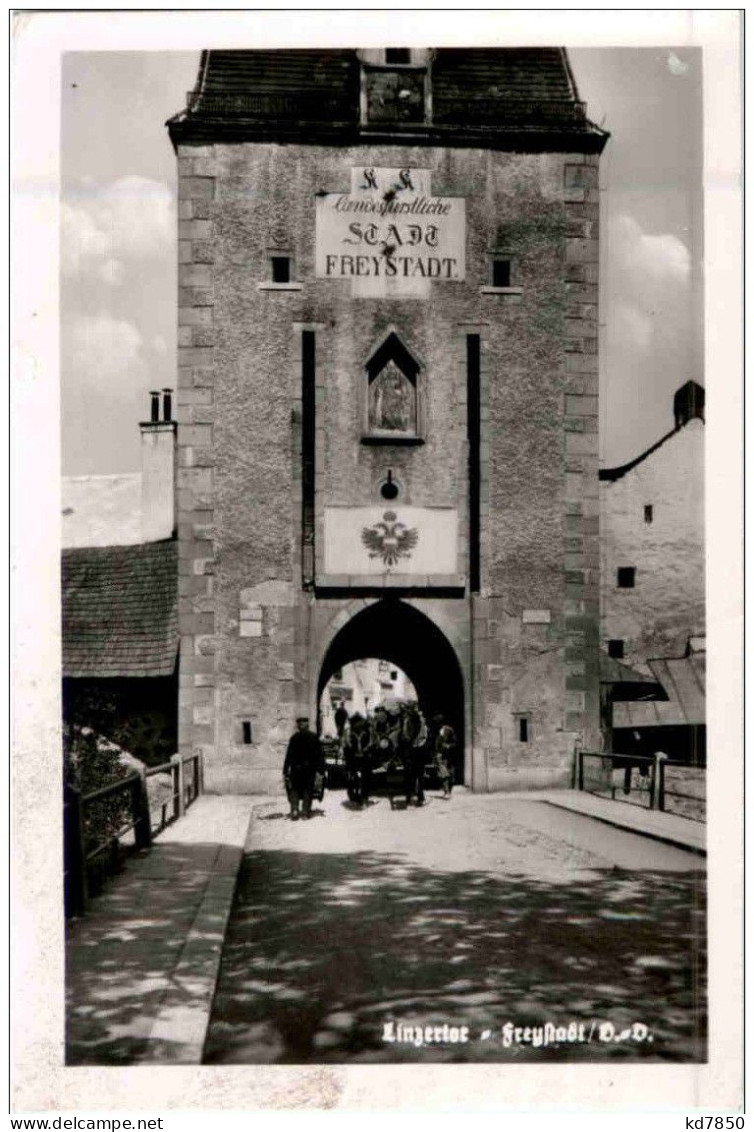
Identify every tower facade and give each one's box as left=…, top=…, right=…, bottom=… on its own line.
left=168, top=48, right=608, bottom=793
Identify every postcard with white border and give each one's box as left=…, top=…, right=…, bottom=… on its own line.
left=10, top=8, right=743, bottom=1118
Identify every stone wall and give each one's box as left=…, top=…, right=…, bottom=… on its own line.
left=175, top=141, right=602, bottom=793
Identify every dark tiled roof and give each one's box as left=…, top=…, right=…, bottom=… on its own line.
left=599, top=427, right=678, bottom=483
left=169, top=48, right=607, bottom=152
left=62, top=541, right=178, bottom=678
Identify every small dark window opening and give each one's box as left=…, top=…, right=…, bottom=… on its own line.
left=644, top=504, right=653, bottom=524
left=242, top=721, right=253, bottom=744
left=271, top=256, right=291, bottom=284
left=385, top=48, right=411, bottom=64
left=390, top=670, right=398, bottom=681
left=491, top=259, right=511, bottom=288
left=607, top=639, right=625, bottom=659
left=518, top=716, right=529, bottom=743
left=617, top=567, right=636, bottom=589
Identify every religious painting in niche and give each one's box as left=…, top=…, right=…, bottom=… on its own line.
left=365, top=68, right=426, bottom=124
left=368, top=361, right=416, bottom=435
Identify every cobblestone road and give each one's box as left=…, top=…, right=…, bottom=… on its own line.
left=204, top=788, right=706, bottom=1065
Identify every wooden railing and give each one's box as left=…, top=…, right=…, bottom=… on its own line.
left=575, top=750, right=705, bottom=822
left=64, top=752, right=204, bottom=918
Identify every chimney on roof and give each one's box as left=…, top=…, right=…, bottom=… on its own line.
left=673, top=380, right=705, bottom=430
left=140, top=389, right=176, bottom=542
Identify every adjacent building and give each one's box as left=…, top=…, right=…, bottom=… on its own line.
left=61, top=391, right=179, bottom=765
left=599, top=380, right=705, bottom=762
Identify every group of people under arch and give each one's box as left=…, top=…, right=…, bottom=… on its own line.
left=335, top=701, right=457, bottom=809
left=283, top=703, right=458, bottom=820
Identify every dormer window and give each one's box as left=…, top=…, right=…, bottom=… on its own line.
left=360, top=49, right=432, bottom=126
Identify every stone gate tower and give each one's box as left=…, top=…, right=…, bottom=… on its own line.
left=168, top=48, right=608, bottom=793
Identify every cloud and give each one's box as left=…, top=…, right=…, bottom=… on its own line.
left=612, top=214, right=691, bottom=292
left=62, top=176, right=175, bottom=285
left=608, top=213, right=693, bottom=361
left=66, top=314, right=145, bottom=390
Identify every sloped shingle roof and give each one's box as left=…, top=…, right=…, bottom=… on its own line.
left=62, top=541, right=178, bottom=678
left=613, top=654, right=705, bottom=729
left=169, top=48, right=607, bottom=151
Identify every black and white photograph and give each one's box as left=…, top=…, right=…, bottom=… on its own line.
left=11, top=8, right=742, bottom=1116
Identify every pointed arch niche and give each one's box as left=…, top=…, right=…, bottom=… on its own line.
left=362, top=330, right=425, bottom=445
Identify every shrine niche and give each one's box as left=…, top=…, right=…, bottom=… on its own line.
left=369, top=362, right=415, bottom=434
left=363, top=330, right=424, bottom=445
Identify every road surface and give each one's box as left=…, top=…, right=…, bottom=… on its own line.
left=204, top=788, right=705, bottom=1064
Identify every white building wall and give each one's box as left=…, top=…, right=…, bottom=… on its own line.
left=600, top=419, right=704, bottom=672
left=320, top=658, right=418, bottom=736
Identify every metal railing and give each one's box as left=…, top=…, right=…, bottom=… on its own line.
left=433, top=97, right=587, bottom=125
left=64, top=752, right=204, bottom=919
left=186, top=90, right=354, bottom=119
left=185, top=90, right=587, bottom=127
left=575, top=750, right=705, bottom=822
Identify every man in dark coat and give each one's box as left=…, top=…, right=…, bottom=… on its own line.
left=283, top=716, right=325, bottom=820
left=403, top=704, right=428, bottom=806
left=343, top=712, right=372, bottom=806
left=334, top=701, right=348, bottom=740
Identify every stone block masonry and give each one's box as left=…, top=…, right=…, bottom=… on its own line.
left=560, top=154, right=601, bottom=750
left=176, top=147, right=218, bottom=776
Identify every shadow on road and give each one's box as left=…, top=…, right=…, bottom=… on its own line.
left=204, top=848, right=706, bottom=1065
left=66, top=841, right=228, bottom=1065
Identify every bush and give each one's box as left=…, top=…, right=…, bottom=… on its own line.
left=64, top=725, right=133, bottom=856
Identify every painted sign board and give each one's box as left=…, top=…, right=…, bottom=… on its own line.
left=315, top=167, right=465, bottom=298
left=323, top=506, right=459, bottom=577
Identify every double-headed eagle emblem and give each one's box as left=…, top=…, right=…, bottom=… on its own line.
left=361, top=510, right=419, bottom=568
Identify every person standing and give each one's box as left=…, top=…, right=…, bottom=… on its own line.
left=283, top=716, right=325, bottom=820
left=432, top=714, right=457, bottom=799
left=343, top=712, right=372, bottom=806
left=334, top=700, right=348, bottom=741
left=403, top=704, right=428, bottom=806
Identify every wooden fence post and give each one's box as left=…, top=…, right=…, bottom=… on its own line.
left=132, top=770, right=152, bottom=850
left=64, top=784, right=87, bottom=918
left=171, top=753, right=185, bottom=819
left=650, top=752, right=668, bottom=811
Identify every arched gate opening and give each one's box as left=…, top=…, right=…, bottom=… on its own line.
left=317, top=599, right=466, bottom=784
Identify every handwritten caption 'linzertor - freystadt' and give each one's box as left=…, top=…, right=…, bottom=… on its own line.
left=381, top=1019, right=654, bottom=1049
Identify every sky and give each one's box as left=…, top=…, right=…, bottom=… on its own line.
left=60, top=45, right=703, bottom=475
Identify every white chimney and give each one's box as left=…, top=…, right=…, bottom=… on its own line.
left=140, top=389, right=176, bottom=542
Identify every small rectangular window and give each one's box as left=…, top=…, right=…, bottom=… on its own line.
left=390, top=670, right=398, bottom=681
left=491, top=258, right=511, bottom=288
left=644, top=504, right=653, bottom=524
left=271, top=256, right=291, bottom=284
left=242, top=721, right=253, bottom=744
left=617, top=567, right=636, bottom=589
left=607, top=639, right=625, bottom=659
left=514, top=712, right=531, bottom=743
left=385, top=48, right=411, bottom=64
